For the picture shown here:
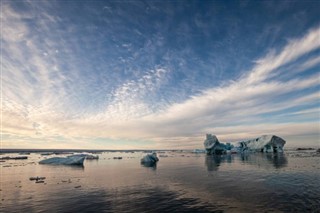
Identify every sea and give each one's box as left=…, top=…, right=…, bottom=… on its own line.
left=1, top=149, right=320, bottom=213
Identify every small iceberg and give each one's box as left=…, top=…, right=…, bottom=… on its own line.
left=192, top=149, right=206, bottom=154
left=39, top=155, right=85, bottom=165
left=41, top=152, right=53, bottom=156
left=86, top=155, right=99, bottom=160
left=29, top=176, right=46, bottom=181
left=30, top=176, right=46, bottom=184
left=141, top=153, right=159, bottom=167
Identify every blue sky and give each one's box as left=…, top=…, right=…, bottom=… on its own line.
left=1, top=0, right=320, bottom=149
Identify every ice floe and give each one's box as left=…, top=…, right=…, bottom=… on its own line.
left=39, top=155, right=85, bottom=165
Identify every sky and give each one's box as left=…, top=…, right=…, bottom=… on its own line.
left=1, top=0, right=320, bottom=149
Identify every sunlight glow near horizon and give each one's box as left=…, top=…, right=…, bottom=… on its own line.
left=1, top=1, right=320, bottom=149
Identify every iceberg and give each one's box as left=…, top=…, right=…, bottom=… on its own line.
left=39, top=155, right=85, bottom=165
left=204, top=134, right=286, bottom=154
left=86, top=155, right=99, bottom=160
left=70, top=153, right=99, bottom=160
left=238, top=135, right=286, bottom=153
left=141, top=153, right=159, bottom=166
left=204, top=134, right=227, bottom=155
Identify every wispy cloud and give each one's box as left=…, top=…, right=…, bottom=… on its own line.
left=1, top=1, right=319, bottom=149
left=104, top=67, right=169, bottom=119
left=245, top=27, right=320, bottom=84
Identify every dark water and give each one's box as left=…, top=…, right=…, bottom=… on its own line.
left=1, top=150, right=320, bottom=212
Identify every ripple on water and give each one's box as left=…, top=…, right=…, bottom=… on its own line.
left=1, top=152, right=320, bottom=212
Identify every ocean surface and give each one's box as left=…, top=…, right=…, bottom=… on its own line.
left=1, top=149, right=320, bottom=212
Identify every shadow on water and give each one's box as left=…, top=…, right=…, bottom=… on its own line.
left=205, top=153, right=288, bottom=171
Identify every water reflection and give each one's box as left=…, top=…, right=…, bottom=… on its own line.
left=40, top=164, right=85, bottom=170
left=240, top=153, right=288, bottom=169
left=205, top=154, right=234, bottom=171
left=266, top=153, right=288, bottom=168
left=2, top=151, right=318, bottom=213
left=205, top=153, right=288, bottom=171
left=140, top=162, right=157, bottom=170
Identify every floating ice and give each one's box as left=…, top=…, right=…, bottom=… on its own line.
left=192, top=149, right=206, bottom=153
left=204, top=134, right=286, bottom=154
left=39, top=155, right=85, bottom=165
left=141, top=153, right=159, bottom=166
left=238, top=135, right=286, bottom=153
left=29, top=176, right=46, bottom=181
left=86, top=155, right=99, bottom=160
left=204, top=134, right=227, bottom=155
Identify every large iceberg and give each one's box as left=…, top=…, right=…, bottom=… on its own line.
left=238, top=135, right=286, bottom=153
left=204, top=134, right=285, bottom=154
left=39, top=155, right=86, bottom=165
left=140, top=153, right=159, bottom=167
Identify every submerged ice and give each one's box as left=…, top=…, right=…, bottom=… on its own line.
left=204, top=134, right=286, bottom=155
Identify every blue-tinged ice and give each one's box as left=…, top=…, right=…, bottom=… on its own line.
left=204, top=134, right=286, bottom=155
left=204, top=134, right=227, bottom=155
left=238, top=135, right=286, bottom=153
left=39, top=155, right=86, bottom=165
left=85, top=155, right=99, bottom=160
left=141, top=153, right=159, bottom=166
left=192, top=149, right=206, bottom=153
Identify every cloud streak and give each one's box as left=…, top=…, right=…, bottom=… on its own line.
left=1, top=1, right=319, bottom=149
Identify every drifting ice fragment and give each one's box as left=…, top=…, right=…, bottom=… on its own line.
left=192, top=149, right=206, bottom=153
left=141, top=153, right=159, bottom=166
left=86, top=155, right=99, bottom=160
left=39, top=155, right=85, bottom=165
left=29, top=176, right=46, bottom=181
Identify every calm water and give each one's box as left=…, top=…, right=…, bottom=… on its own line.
left=1, top=150, right=320, bottom=212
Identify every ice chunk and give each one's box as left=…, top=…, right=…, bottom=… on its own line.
left=238, top=135, right=286, bottom=153
left=29, top=176, right=46, bottom=181
left=141, top=153, right=159, bottom=166
left=204, top=134, right=286, bottom=154
left=86, top=155, right=99, bottom=160
left=39, top=155, right=85, bottom=165
left=192, top=149, right=206, bottom=153
left=204, top=134, right=226, bottom=155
